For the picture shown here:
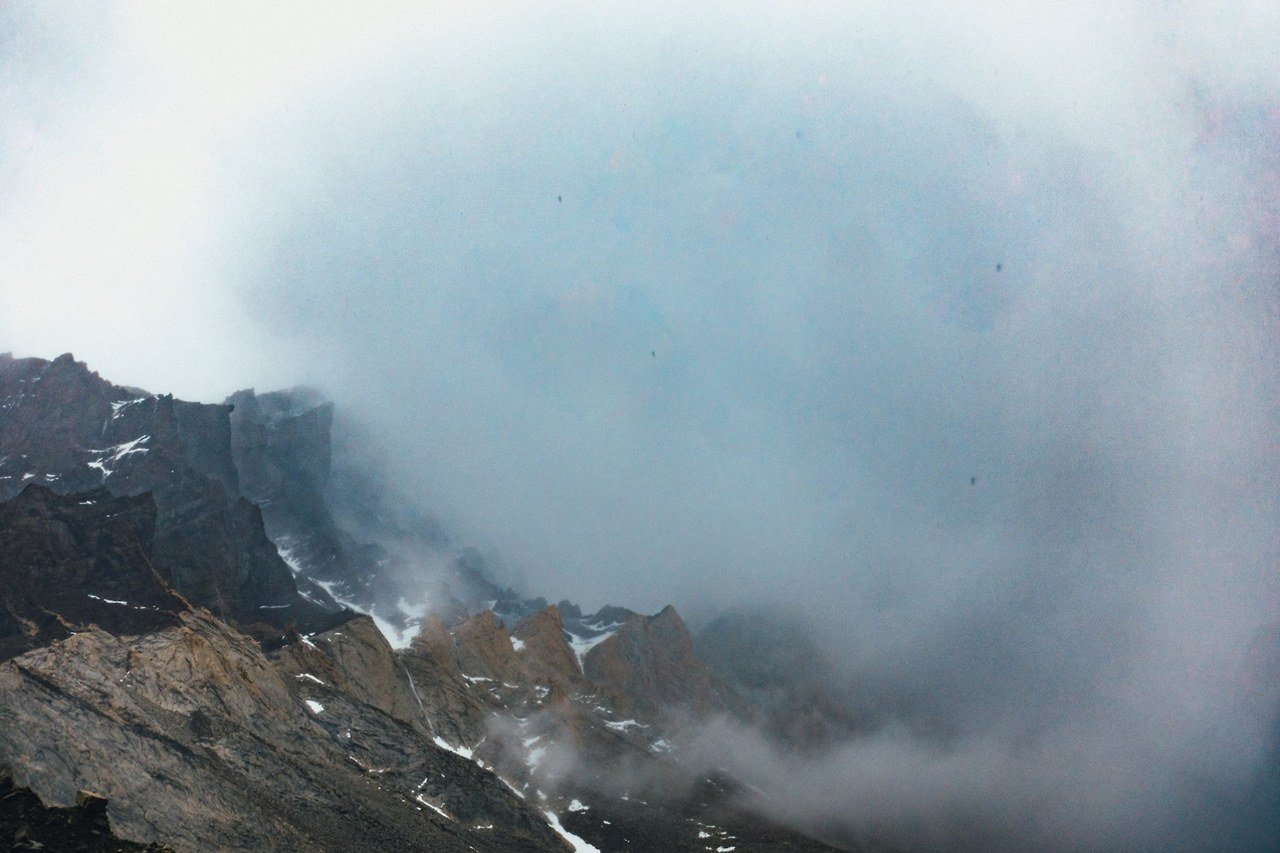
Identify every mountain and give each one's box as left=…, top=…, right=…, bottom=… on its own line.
left=0, top=353, right=865, bottom=851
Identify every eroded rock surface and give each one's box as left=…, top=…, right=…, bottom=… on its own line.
left=0, top=611, right=566, bottom=852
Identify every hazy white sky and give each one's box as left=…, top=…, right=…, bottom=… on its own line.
left=2, top=3, right=1279, bottom=849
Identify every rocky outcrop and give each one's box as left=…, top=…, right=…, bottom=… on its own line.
left=0, top=611, right=567, bottom=852
left=226, top=388, right=354, bottom=594
left=512, top=605, right=585, bottom=687
left=401, top=615, right=492, bottom=746
left=227, top=388, right=333, bottom=502
left=453, top=611, right=523, bottom=684
left=227, top=388, right=501, bottom=631
left=271, top=615, right=425, bottom=729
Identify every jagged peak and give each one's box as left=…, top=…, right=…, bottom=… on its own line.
left=410, top=613, right=452, bottom=650
left=513, top=603, right=565, bottom=638
left=458, top=609, right=505, bottom=633
left=654, top=604, right=682, bottom=621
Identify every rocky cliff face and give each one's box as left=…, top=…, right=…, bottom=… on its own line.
left=226, top=387, right=502, bottom=637
left=512, top=605, right=587, bottom=688
left=0, top=485, right=182, bottom=661
left=226, top=388, right=360, bottom=604
left=585, top=605, right=743, bottom=720
left=0, top=354, right=342, bottom=636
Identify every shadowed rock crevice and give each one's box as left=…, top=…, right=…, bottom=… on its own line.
left=0, top=767, right=173, bottom=852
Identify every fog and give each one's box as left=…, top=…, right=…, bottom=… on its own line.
left=2, top=3, right=1278, bottom=849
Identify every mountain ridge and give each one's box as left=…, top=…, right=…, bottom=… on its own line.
left=0, top=352, right=860, bottom=852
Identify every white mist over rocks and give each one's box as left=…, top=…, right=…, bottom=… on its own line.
left=2, top=3, right=1278, bottom=850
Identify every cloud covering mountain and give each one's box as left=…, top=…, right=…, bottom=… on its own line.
left=3, top=3, right=1278, bottom=849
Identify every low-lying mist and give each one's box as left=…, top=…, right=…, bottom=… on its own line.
left=2, top=3, right=1277, bottom=849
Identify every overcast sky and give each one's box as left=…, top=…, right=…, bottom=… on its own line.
left=3, top=3, right=1279, bottom=849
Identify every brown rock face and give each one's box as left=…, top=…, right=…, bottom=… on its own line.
left=401, top=615, right=492, bottom=746
left=512, top=604, right=584, bottom=687
left=271, top=615, right=424, bottom=727
left=453, top=611, right=522, bottom=684
left=584, top=605, right=742, bottom=719
left=0, top=611, right=566, bottom=852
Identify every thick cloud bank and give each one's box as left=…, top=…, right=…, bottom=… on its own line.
left=2, top=3, right=1278, bottom=849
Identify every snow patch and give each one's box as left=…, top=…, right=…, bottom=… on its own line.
left=110, top=397, right=148, bottom=419
left=274, top=540, right=306, bottom=576
left=566, top=627, right=619, bottom=666
left=432, top=736, right=474, bottom=760
left=304, top=700, right=324, bottom=714
left=371, top=612, right=420, bottom=648
left=567, top=799, right=588, bottom=812
left=313, top=578, right=419, bottom=649
left=296, top=673, right=326, bottom=685
left=414, top=794, right=453, bottom=820
left=544, top=811, right=601, bottom=853
left=86, top=593, right=128, bottom=606
left=510, top=636, right=526, bottom=652
left=604, top=719, right=646, bottom=733
left=496, top=776, right=525, bottom=799
left=86, top=435, right=150, bottom=479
